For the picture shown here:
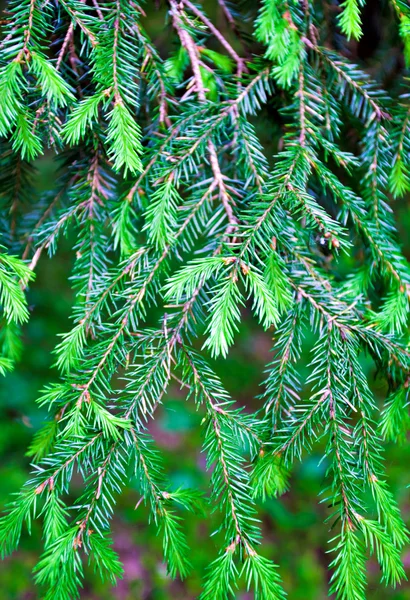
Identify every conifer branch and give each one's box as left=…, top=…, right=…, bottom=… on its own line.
left=0, top=2, right=409, bottom=598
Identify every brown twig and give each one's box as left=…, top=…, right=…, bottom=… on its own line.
left=170, top=1, right=238, bottom=236
left=181, top=0, right=246, bottom=80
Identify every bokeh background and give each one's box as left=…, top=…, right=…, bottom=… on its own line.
left=1, top=1, right=410, bottom=598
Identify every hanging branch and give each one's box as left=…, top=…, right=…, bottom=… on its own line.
left=0, top=1, right=409, bottom=599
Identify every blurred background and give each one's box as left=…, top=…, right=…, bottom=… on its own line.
left=1, top=1, right=410, bottom=598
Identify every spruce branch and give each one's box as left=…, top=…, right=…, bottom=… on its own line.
left=0, top=2, right=409, bottom=598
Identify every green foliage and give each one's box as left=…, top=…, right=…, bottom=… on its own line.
left=251, top=451, right=290, bottom=501
left=63, top=93, right=106, bottom=145
left=338, top=0, right=365, bottom=41
left=0, top=1, right=409, bottom=599
left=255, top=0, right=302, bottom=87
left=106, top=101, right=143, bottom=174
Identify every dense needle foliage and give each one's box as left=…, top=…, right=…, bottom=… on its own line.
left=0, top=0, right=409, bottom=598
